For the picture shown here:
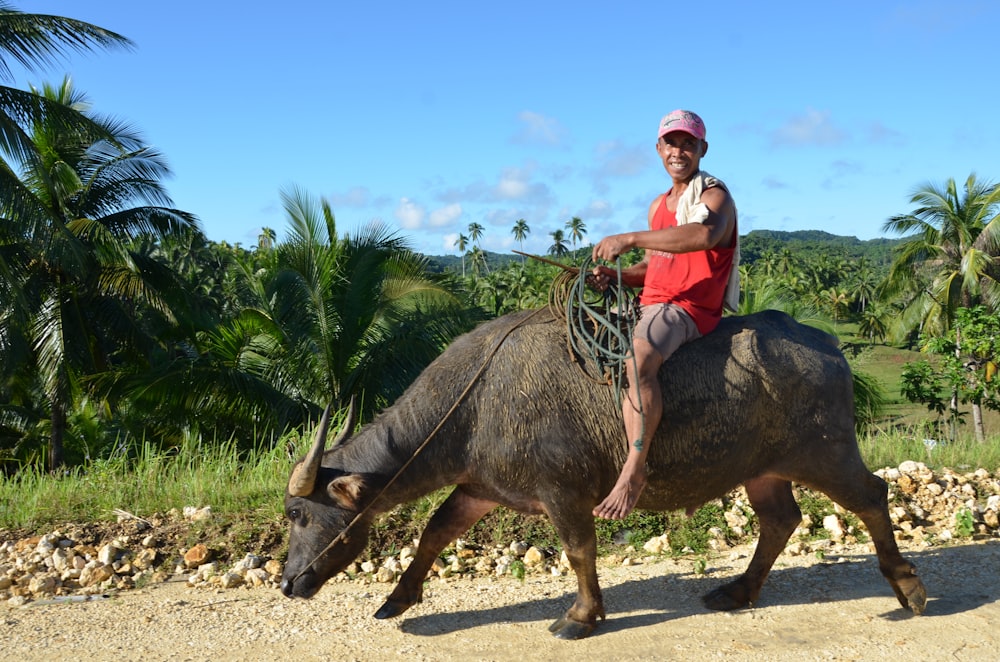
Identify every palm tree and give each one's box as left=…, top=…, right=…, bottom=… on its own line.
left=0, top=77, right=198, bottom=469
left=511, top=218, right=529, bottom=261
left=0, top=3, right=132, bottom=177
left=548, top=229, right=569, bottom=257
left=453, top=232, right=468, bottom=277
left=882, top=173, right=1000, bottom=441
left=848, top=258, right=878, bottom=314
left=467, top=221, right=484, bottom=246
left=857, top=302, right=889, bottom=344
left=256, top=226, right=276, bottom=252
left=468, top=245, right=488, bottom=277
left=265, top=188, right=482, bottom=419
left=882, top=174, right=1000, bottom=337
left=129, top=187, right=481, bottom=436
left=565, top=216, right=586, bottom=249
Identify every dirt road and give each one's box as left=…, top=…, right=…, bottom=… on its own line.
left=4, top=539, right=998, bottom=661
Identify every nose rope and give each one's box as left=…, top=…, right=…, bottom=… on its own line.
left=289, top=308, right=548, bottom=584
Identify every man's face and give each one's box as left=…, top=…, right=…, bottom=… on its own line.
left=656, top=131, right=705, bottom=180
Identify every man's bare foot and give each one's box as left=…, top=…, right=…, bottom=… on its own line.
left=593, top=468, right=647, bottom=520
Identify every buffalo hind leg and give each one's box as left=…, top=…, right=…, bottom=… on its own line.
left=374, top=488, right=497, bottom=619
left=544, top=503, right=604, bottom=639
left=807, top=467, right=927, bottom=615
left=704, top=476, right=801, bottom=611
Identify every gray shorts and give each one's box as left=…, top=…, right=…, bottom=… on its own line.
left=634, top=303, right=702, bottom=360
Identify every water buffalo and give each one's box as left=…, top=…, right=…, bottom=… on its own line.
left=280, top=308, right=927, bottom=639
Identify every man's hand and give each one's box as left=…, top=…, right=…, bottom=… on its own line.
left=587, top=266, right=616, bottom=292
left=592, top=234, right=632, bottom=262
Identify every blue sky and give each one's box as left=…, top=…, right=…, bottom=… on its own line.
left=11, top=1, right=1000, bottom=256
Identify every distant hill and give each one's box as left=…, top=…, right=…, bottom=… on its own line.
left=739, top=230, right=903, bottom=266
left=423, top=230, right=904, bottom=273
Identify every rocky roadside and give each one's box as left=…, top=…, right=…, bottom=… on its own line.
left=3, top=460, right=999, bottom=607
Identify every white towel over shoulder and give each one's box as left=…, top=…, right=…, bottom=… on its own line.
left=674, top=171, right=740, bottom=312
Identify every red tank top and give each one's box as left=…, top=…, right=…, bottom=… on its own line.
left=639, top=192, right=736, bottom=335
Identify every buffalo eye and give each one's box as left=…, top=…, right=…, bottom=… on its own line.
left=287, top=508, right=302, bottom=523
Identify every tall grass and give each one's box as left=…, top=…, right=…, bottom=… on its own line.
left=0, top=432, right=307, bottom=530
left=859, top=427, right=1000, bottom=473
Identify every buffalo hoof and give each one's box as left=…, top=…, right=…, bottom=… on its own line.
left=374, top=599, right=413, bottom=620
left=548, top=616, right=596, bottom=640
left=900, top=576, right=928, bottom=616
left=702, top=583, right=751, bottom=611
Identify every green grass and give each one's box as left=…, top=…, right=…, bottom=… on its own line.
left=0, top=434, right=299, bottom=531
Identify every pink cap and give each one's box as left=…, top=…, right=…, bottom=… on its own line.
left=657, top=109, right=706, bottom=140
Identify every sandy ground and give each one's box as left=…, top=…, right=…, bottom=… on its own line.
left=3, top=539, right=998, bottom=661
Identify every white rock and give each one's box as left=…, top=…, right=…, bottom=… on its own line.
left=79, top=564, right=114, bottom=587
left=97, top=544, right=119, bottom=566
left=245, top=568, right=269, bottom=587
left=133, top=548, right=158, bottom=571
left=28, top=573, right=58, bottom=596
left=823, top=514, right=845, bottom=541
left=51, top=548, right=71, bottom=572
left=642, top=534, right=669, bottom=554
left=523, top=547, right=545, bottom=566
left=220, top=572, right=243, bottom=588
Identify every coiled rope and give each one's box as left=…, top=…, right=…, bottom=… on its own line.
left=547, top=256, right=640, bottom=413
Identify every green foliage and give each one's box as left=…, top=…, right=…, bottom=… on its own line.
left=850, top=368, right=889, bottom=433
left=954, top=507, right=975, bottom=538
left=668, top=503, right=730, bottom=553
left=900, top=306, right=1000, bottom=437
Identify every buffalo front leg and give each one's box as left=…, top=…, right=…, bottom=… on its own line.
left=544, top=504, right=604, bottom=639
left=704, top=476, right=801, bottom=611
left=374, top=489, right=497, bottom=620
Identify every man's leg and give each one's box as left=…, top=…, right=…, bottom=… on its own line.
left=593, top=337, right=664, bottom=520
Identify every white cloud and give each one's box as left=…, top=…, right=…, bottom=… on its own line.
left=394, top=197, right=425, bottom=230
left=442, top=232, right=462, bottom=253
left=329, top=186, right=370, bottom=207
left=581, top=199, right=613, bottom=219
left=496, top=168, right=530, bottom=199
left=512, top=110, right=568, bottom=147
left=429, top=203, right=462, bottom=227
left=594, top=140, right=650, bottom=178
left=770, top=108, right=846, bottom=147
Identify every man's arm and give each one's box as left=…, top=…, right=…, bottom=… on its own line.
left=593, top=187, right=736, bottom=260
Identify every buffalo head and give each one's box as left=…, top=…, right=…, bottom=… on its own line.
left=280, top=403, right=370, bottom=599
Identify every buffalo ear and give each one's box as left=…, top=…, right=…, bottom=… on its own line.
left=327, top=474, right=367, bottom=509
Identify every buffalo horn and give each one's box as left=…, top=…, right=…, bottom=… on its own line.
left=287, top=399, right=357, bottom=497
left=332, top=395, right=357, bottom=447
left=287, top=405, right=333, bottom=497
